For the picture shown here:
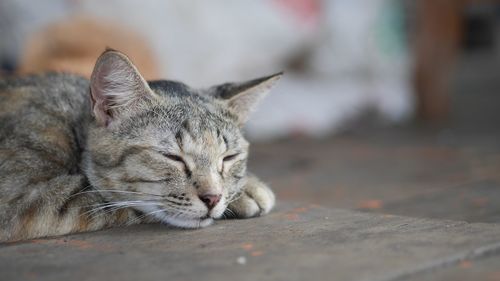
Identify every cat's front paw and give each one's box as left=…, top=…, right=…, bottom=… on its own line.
left=227, top=175, right=275, bottom=218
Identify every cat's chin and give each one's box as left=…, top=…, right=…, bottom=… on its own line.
left=161, top=216, right=214, bottom=229
left=140, top=206, right=217, bottom=229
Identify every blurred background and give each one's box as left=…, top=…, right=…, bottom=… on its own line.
left=1, top=0, right=500, bottom=222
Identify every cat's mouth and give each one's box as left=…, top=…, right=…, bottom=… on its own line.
left=140, top=201, right=226, bottom=229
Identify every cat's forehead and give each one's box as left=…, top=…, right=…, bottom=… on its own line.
left=114, top=79, right=242, bottom=143
left=146, top=80, right=237, bottom=125
left=148, top=80, right=196, bottom=97
left=118, top=99, right=240, bottom=144
left=170, top=120, right=239, bottom=153
left=169, top=114, right=242, bottom=147
left=154, top=113, right=246, bottom=156
left=148, top=79, right=222, bottom=115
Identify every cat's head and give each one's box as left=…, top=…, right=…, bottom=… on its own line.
left=84, top=50, right=281, bottom=228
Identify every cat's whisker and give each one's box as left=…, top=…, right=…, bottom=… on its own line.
left=94, top=203, right=141, bottom=217
left=69, top=189, right=164, bottom=199
left=224, top=207, right=236, bottom=219
left=128, top=208, right=170, bottom=226
left=82, top=200, right=163, bottom=219
left=83, top=202, right=129, bottom=218
left=226, top=194, right=241, bottom=204
left=86, top=200, right=161, bottom=209
left=97, top=189, right=165, bottom=197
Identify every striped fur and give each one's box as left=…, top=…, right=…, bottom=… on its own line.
left=0, top=50, right=279, bottom=242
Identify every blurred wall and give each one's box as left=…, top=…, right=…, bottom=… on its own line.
left=0, top=0, right=413, bottom=140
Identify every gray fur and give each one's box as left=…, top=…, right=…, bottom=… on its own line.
left=0, top=50, right=279, bottom=242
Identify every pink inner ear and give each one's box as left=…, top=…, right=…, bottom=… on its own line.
left=90, top=65, right=113, bottom=126
left=89, top=50, right=155, bottom=126
left=90, top=89, right=111, bottom=126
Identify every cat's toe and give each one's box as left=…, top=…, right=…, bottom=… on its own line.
left=228, top=192, right=261, bottom=218
left=246, top=182, right=275, bottom=215
left=227, top=176, right=275, bottom=218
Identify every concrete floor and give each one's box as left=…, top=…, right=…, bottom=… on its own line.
left=249, top=130, right=500, bottom=224
left=2, top=204, right=500, bottom=281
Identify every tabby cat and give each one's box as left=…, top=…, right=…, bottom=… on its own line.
left=0, top=50, right=280, bottom=242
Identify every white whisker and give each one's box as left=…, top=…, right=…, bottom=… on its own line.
left=81, top=200, right=163, bottom=220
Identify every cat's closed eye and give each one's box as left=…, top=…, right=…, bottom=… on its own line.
left=223, top=153, right=239, bottom=162
left=162, top=153, right=192, bottom=177
left=162, top=153, right=185, bottom=164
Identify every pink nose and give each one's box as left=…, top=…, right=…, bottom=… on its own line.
left=199, top=194, right=221, bottom=210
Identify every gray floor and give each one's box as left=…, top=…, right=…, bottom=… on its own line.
left=249, top=130, right=500, bottom=224
left=2, top=204, right=500, bottom=281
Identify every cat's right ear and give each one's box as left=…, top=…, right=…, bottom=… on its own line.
left=206, top=72, right=283, bottom=126
left=90, top=50, right=156, bottom=126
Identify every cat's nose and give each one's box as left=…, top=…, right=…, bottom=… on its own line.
left=199, top=194, right=221, bottom=210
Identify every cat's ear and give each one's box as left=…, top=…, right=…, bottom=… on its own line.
left=208, top=72, right=282, bottom=126
left=90, top=49, right=156, bottom=126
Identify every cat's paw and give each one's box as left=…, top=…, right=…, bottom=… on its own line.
left=227, top=176, right=275, bottom=218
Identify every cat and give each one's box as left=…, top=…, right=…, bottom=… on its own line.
left=0, top=49, right=280, bottom=242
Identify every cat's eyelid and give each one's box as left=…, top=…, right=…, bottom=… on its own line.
left=160, top=151, right=194, bottom=176
left=163, top=153, right=184, bottom=162
left=155, top=149, right=184, bottom=162
left=222, top=152, right=241, bottom=162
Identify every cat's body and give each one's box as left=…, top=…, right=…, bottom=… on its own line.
left=0, top=50, right=278, bottom=242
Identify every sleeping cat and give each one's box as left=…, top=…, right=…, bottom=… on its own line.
left=0, top=50, right=280, bottom=242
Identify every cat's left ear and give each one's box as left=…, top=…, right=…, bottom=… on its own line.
left=90, top=49, right=156, bottom=126
left=208, top=72, right=283, bottom=126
